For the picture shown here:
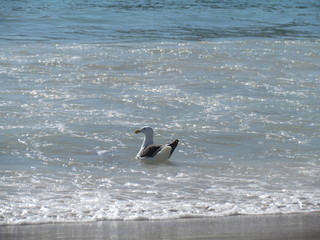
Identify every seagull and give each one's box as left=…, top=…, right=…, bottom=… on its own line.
left=135, top=127, right=179, bottom=163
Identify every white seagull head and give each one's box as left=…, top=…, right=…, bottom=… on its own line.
left=135, top=126, right=154, bottom=137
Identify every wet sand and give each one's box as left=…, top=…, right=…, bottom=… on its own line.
left=1, top=213, right=320, bottom=240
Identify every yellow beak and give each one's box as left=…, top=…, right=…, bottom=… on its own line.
left=135, top=129, right=142, bottom=134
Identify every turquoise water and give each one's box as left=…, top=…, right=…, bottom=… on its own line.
left=2, top=0, right=320, bottom=42
left=1, top=0, right=320, bottom=225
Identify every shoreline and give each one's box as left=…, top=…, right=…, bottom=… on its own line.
left=1, top=213, right=320, bottom=240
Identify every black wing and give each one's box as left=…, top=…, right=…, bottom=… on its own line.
left=140, top=140, right=179, bottom=159
left=139, top=144, right=163, bottom=158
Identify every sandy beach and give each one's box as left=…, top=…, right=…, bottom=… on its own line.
left=1, top=213, right=319, bottom=240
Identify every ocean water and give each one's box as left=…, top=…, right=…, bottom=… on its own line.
left=1, top=0, right=320, bottom=225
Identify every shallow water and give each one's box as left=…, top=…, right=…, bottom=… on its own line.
left=1, top=0, right=320, bottom=225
